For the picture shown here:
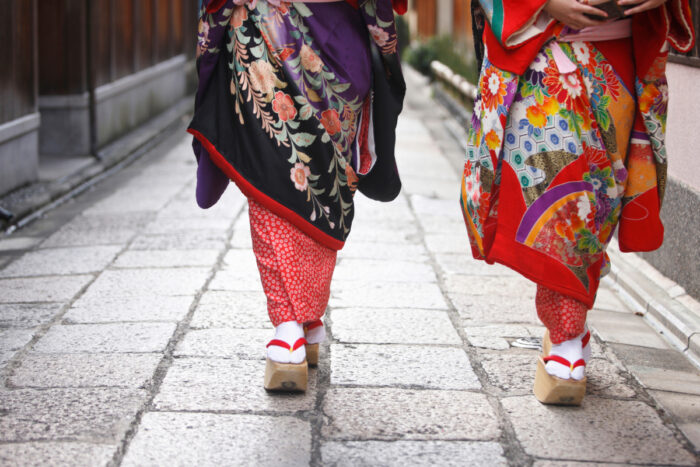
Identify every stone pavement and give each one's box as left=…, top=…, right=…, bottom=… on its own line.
left=1, top=69, right=700, bottom=466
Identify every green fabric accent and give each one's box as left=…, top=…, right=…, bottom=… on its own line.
left=491, top=0, right=504, bottom=42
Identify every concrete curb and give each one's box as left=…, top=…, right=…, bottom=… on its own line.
left=428, top=67, right=700, bottom=370
left=0, top=98, right=192, bottom=234
left=606, top=241, right=700, bottom=369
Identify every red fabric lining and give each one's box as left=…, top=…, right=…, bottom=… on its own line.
left=188, top=128, right=345, bottom=251
left=267, top=338, right=308, bottom=351
left=205, top=0, right=228, bottom=13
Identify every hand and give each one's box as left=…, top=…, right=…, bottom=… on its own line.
left=617, top=0, right=668, bottom=15
left=544, top=0, right=611, bottom=30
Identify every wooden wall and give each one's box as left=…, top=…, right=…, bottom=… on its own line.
left=37, top=0, right=199, bottom=95
left=0, top=0, right=38, bottom=126
left=452, top=0, right=472, bottom=45
left=415, top=0, right=437, bottom=38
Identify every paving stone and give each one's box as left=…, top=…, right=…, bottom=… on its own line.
left=534, top=462, right=630, bottom=467
left=648, top=390, right=700, bottom=425
left=174, top=328, right=270, bottom=359
left=677, top=423, right=700, bottom=452
left=593, top=286, right=633, bottom=313
left=0, top=328, right=35, bottom=355
left=349, top=224, right=422, bottom=244
left=83, top=186, right=182, bottom=215
left=330, top=282, right=448, bottom=310
left=400, top=175, right=461, bottom=200
left=113, top=249, right=220, bottom=268
left=609, top=343, right=699, bottom=373
left=467, top=336, right=511, bottom=350
left=41, top=213, right=150, bottom=247
left=322, top=388, right=500, bottom=441
left=208, top=266, right=263, bottom=292
left=32, top=323, right=176, bottom=353
left=502, top=395, right=695, bottom=465
left=129, top=231, right=228, bottom=251
left=0, top=237, right=41, bottom=251
left=333, top=259, right=437, bottom=283
left=0, top=275, right=92, bottom=303
left=434, top=254, right=518, bottom=277
left=230, top=230, right=253, bottom=249
left=412, top=214, right=466, bottom=234
left=122, top=412, right=310, bottom=467
left=465, top=324, right=534, bottom=339
left=628, top=365, right=700, bottom=396
left=189, top=291, right=270, bottom=329
left=443, top=274, right=537, bottom=298
left=410, top=195, right=461, bottom=218
left=478, top=349, right=636, bottom=398
left=330, top=308, right=461, bottom=345
left=0, top=303, right=62, bottom=328
left=0, top=388, right=147, bottom=442
left=154, top=357, right=317, bottom=412
left=321, top=440, right=506, bottom=466
left=65, top=295, right=193, bottom=323
left=450, top=294, right=539, bottom=325
left=9, top=353, right=161, bottom=388
left=338, top=242, right=429, bottom=262
left=588, top=310, right=670, bottom=350
left=0, top=246, right=121, bottom=278
left=156, top=187, right=245, bottom=221
left=0, top=442, right=116, bottom=467
left=142, top=216, right=232, bottom=234
left=423, top=234, right=471, bottom=255
left=80, top=268, right=209, bottom=299
left=331, top=344, right=480, bottom=390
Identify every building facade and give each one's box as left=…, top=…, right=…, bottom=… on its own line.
left=0, top=0, right=198, bottom=197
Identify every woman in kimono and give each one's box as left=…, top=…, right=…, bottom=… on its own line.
left=189, top=0, right=406, bottom=391
left=462, top=0, right=694, bottom=404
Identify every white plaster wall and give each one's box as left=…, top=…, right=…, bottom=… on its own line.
left=666, top=63, right=700, bottom=191
left=436, top=0, right=453, bottom=36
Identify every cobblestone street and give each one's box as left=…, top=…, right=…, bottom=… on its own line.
left=1, top=68, right=699, bottom=466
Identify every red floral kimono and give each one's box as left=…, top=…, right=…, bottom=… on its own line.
left=462, top=0, right=695, bottom=315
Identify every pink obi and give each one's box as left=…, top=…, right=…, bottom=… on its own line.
left=559, top=18, right=632, bottom=42
left=551, top=19, right=632, bottom=74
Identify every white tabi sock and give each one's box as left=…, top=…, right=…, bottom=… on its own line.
left=545, top=328, right=588, bottom=381
left=305, top=322, right=326, bottom=345
left=267, top=320, right=306, bottom=364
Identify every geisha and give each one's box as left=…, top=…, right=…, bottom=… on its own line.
left=463, top=0, right=694, bottom=404
left=189, top=0, right=406, bottom=391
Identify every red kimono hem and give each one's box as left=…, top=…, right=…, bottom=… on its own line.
left=188, top=128, right=345, bottom=251
left=483, top=229, right=598, bottom=309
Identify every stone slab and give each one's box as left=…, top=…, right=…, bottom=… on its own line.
left=0, top=388, right=147, bottom=442
left=208, top=266, right=263, bottom=292
left=588, top=310, right=670, bottom=350
left=593, top=286, right=633, bottom=313
left=450, top=294, right=539, bottom=325
left=10, top=353, right=161, bottom=388
left=113, top=249, right=220, bottom=268
left=41, top=213, right=150, bottom=247
left=128, top=231, right=227, bottom=251
left=423, top=234, right=471, bottom=255
left=0, top=442, right=116, bottom=467
left=189, top=291, right=270, bottom=329
left=478, top=349, right=636, bottom=398
left=330, top=308, right=461, bottom=345
left=648, top=390, right=700, bottom=424
left=0, top=237, right=41, bottom=252
left=0, top=275, right=92, bottom=303
left=338, top=242, right=429, bottom=262
left=32, top=323, right=176, bottom=353
left=122, top=412, right=310, bottom=467
left=154, top=357, right=317, bottom=412
left=628, top=365, right=700, bottom=396
left=142, top=216, right=232, bottom=234
left=0, top=303, right=63, bottom=328
left=64, top=295, right=193, bottom=323
left=443, top=275, right=536, bottom=298
left=0, top=328, right=35, bottom=355
left=434, top=254, right=518, bottom=277
left=321, top=441, right=506, bottom=467
left=609, top=343, right=699, bottom=373
left=80, top=268, right=209, bottom=299
left=502, top=395, right=695, bottom=465
left=0, top=246, right=121, bottom=278
left=400, top=175, right=461, bottom=199
left=322, top=388, right=500, bottom=441
left=174, top=328, right=270, bottom=360
left=330, top=282, right=448, bottom=310
left=331, top=344, right=481, bottom=390
left=333, top=259, right=437, bottom=283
